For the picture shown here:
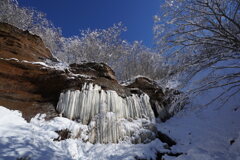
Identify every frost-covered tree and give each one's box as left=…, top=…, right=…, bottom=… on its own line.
left=59, top=23, right=127, bottom=63
left=0, top=0, right=33, bottom=30
left=60, top=25, right=168, bottom=81
left=0, top=0, right=168, bottom=82
left=115, top=41, right=167, bottom=81
left=154, top=0, right=240, bottom=105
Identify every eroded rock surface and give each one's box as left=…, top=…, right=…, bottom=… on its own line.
left=0, top=22, right=54, bottom=62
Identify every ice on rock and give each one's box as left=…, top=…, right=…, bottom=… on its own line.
left=57, top=83, right=156, bottom=143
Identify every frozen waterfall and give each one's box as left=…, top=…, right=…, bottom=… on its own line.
left=57, top=83, right=156, bottom=143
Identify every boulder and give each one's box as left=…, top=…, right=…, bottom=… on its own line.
left=69, top=62, right=116, bottom=81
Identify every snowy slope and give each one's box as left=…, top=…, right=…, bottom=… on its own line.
left=158, top=104, right=240, bottom=160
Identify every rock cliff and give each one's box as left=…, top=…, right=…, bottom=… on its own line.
left=0, top=22, right=53, bottom=62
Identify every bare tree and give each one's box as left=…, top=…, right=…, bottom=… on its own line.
left=61, top=27, right=168, bottom=81
left=154, top=0, right=240, bottom=105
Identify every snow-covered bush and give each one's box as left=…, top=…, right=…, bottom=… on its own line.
left=154, top=0, right=240, bottom=104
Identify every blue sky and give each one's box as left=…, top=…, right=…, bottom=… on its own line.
left=19, top=0, right=161, bottom=47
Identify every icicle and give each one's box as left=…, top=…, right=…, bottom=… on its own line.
left=56, top=83, right=156, bottom=143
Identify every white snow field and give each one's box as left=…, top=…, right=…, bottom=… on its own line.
left=0, top=106, right=167, bottom=160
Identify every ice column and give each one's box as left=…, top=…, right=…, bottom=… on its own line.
left=57, top=83, right=155, bottom=143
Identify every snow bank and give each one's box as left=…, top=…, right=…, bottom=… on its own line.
left=158, top=104, right=240, bottom=160
left=0, top=106, right=167, bottom=160
left=0, top=106, right=71, bottom=160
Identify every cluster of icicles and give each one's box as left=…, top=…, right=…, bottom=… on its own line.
left=57, top=83, right=156, bottom=143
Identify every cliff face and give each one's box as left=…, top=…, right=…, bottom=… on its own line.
left=0, top=22, right=56, bottom=120
left=0, top=22, right=53, bottom=62
left=0, top=22, right=183, bottom=123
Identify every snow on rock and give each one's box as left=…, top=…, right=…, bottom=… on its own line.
left=0, top=106, right=167, bottom=160
left=1, top=57, right=70, bottom=71
left=56, top=83, right=156, bottom=144
left=121, top=75, right=155, bottom=87
left=23, top=59, right=69, bottom=71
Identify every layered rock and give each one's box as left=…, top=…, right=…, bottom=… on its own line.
left=0, top=22, right=56, bottom=120
left=0, top=22, right=54, bottom=62
left=0, top=56, right=126, bottom=121
left=0, top=23, right=126, bottom=120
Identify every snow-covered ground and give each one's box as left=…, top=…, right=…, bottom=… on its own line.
left=0, top=100, right=239, bottom=160
left=0, top=106, right=167, bottom=160
left=159, top=103, right=240, bottom=160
